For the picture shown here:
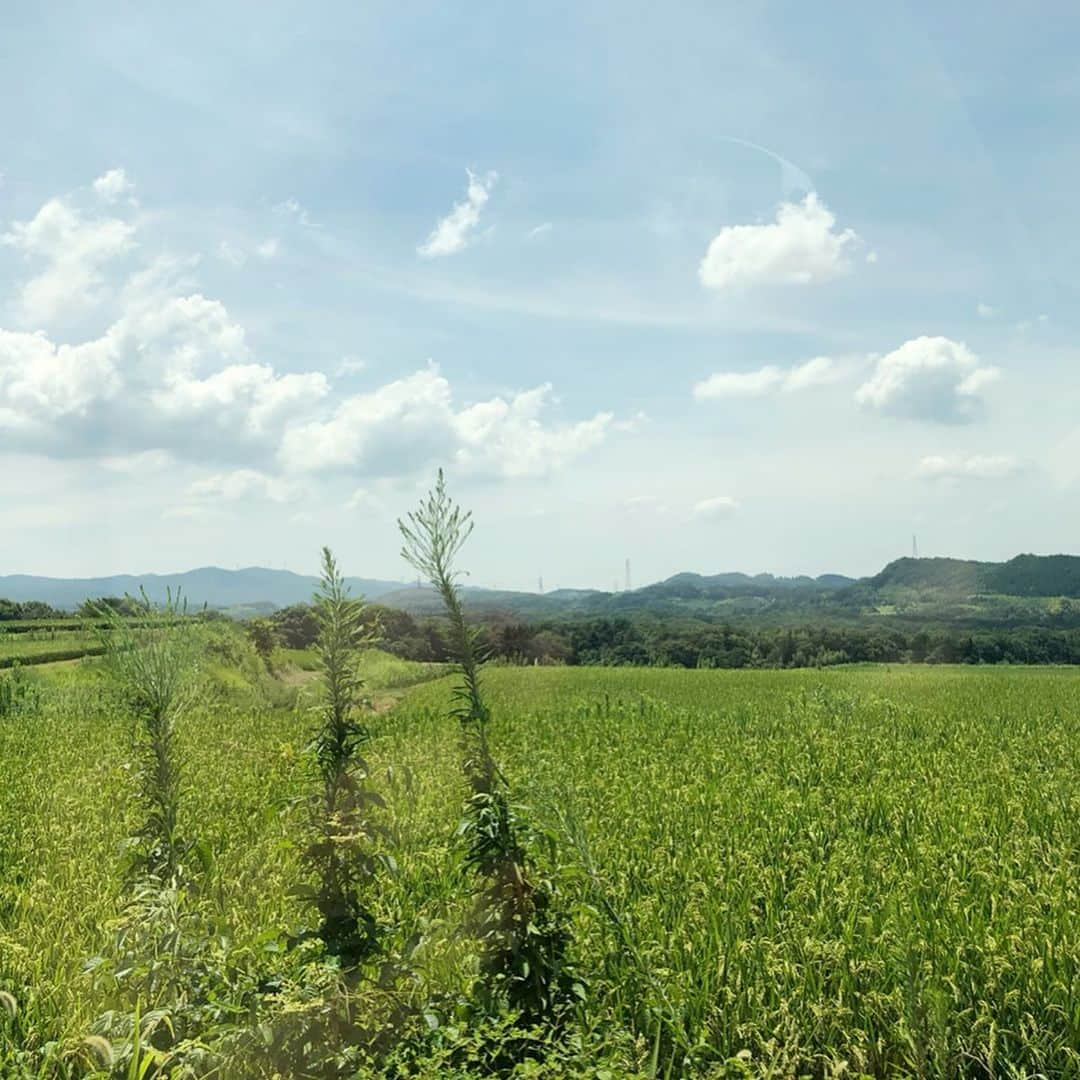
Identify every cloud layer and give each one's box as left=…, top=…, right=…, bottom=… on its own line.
left=918, top=454, right=1018, bottom=480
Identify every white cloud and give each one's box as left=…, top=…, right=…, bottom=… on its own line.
left=0, top=218, right=328, bottom=461
left=280, top=364, right=613, bottom=479
left=699, top=194, right=860, bottom=291
left=977, top=302, right=995, bottom=319
left=454, top=383, right=612, bottom=477
left=100, top=449, right=174, bottom=474
left=418, top=169, right=497, bottom=258
left=694, top=355, right=840, bottom=400
left=187, top=468, right=300, bottom=503
left=855, top=336, right=999, bottom=424
left=694, top=367, right=783, bottom=399
left=256, top=238, right=280, bottom=259
left=3, top=197, right=136, bottom=323
left=693, top=495, right=739, bottom=519
left=0, top=180, right=609, bottom=491
left=782, top=355, right=840, bottom=392
left=345, top=487, right=385, bottom=513
left=527, top=223, right=552, bottom=239
left=336, top=356, right=367, bottom=376
left=92, top=168, right=135, bottom=204
left=918, top=454, right=1019, bottom=481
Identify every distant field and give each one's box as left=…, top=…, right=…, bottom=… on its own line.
left=0, top=626, right=102, bottom=667
left=1, top=655, right=1078, bottom=1076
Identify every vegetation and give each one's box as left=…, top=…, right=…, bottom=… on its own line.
left=399, top=470, right=579, bottom=1032
left=2, top=651, right=1079, bottom=1076
left=2, top=497, right=1079, bottom=1076
left=233, top=604, right=1080, bottom=671
left=297, top=547, right=383, bottom=967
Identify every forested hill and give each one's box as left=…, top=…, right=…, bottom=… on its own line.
left=869, top=555, right=1080, bottom=597
left=374, top=555, right=1080, bottom=627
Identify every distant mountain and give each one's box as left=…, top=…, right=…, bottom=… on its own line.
left=4, top=554, right=1080, bottom=623
left=0, top=566, right=405, bottom=611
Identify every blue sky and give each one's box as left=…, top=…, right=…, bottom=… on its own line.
left=1, top=1, right=1078, bottom=589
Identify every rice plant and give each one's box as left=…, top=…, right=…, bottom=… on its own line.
left=399, top=470, right=580, bottom=1031
left=4, top=615, right=1080, bottom=1076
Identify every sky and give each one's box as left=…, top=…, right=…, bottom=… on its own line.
left=1, top=1, right=1079, bottom=590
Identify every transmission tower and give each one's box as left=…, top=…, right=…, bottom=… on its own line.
left=625, top=557, right=631, bottom=591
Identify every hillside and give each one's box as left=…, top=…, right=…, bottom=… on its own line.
left=869, top=554, right=1080, bottom=598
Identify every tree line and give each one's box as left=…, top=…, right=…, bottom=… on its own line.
left=253, top=604, right=1080, bottom=669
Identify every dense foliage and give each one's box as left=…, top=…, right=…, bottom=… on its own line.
left=0, top=599, right=64, bottom=621
left=252, top=606, right=1080, bottom=670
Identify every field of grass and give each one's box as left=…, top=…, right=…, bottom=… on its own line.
left=0, top=626, right=103, bottom=668
left=1, top=644, right=1078, bottom=1076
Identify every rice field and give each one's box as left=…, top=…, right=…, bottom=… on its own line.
left=1, top=648, right=1078, bottom=1077
left=0, top=625, right=102, bottom=667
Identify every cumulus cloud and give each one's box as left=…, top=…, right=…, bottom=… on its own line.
left=2, top=196, right=136, bottom=323
left=281, top=364, right=612, bottom=479
left=782, top=355, right=840, bottom=392
left=699, top=194, right=860, bottom=291
left=1, top=179, right=612, bottom=489
left=418, top=169, right=497, bottom=258
left=92, top=168, right=135, bottom=203
left=0, top=189, right=328, bottom=460
left=694, top=355, right=840, bottom=400
left=187, top=468, right=300, bottom=503
left=454, top=383, right=612, bottom=477
left=917, top=454, right=1019, bottom=480
left=0, top=296, right=328, bottom=460
left=693, top=495, right=739, bottom=519
left=977, top=302, right=995, bottom=319
left=855, top=336, right=999, bottom=424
